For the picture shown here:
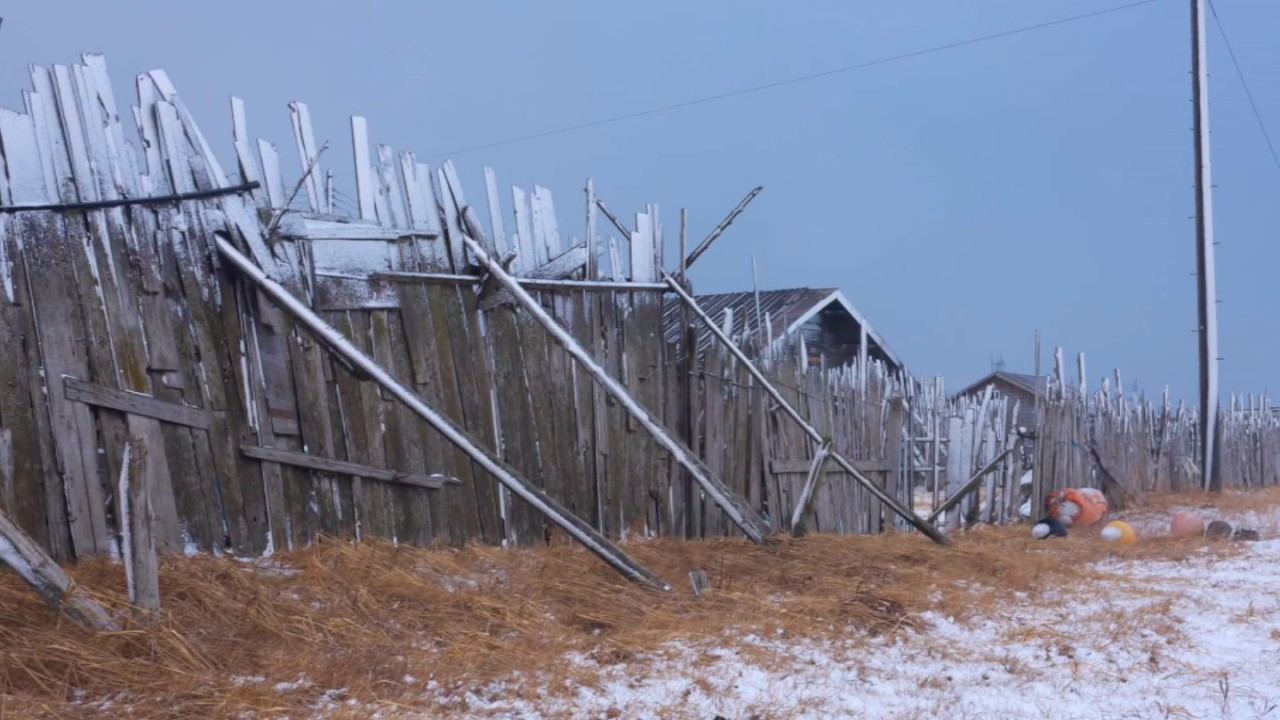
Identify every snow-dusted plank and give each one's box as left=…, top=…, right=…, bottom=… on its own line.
left=312, top=274, right=400, bottom=311
left=533, top=185, right=562, bottom=260
left=0, top=109, right=49, bottom=204
left=147, top=70, right=230, bottom=188
left=154, top=101, right=196, bottom=194
left=484, top=167, right=507, bottom=254
left=132, top=77, right=170, bottom=195
left=230, top=98, right=265, bottom=205
left=30, top=67, right=74, bottom=199
left=528, top=185, right=548, bottom=267
left=279, top=215, right=437, bottom=241
left=435, top=166, right=467, bottom=271
left=288, top=101, right=323, bottom=211
left=309, top=239, right=394, bottom=274
left=53, top=65, right=98, bottom=199
left=21, top=92, right=57, bottom=202
left=70, top=64, right=113, bottom=201
left=257, top=139, right=285, bottom=208
left=376, top=145, right=408, bottom=229
left=400, top=152, right=429, bottom=228
left=81, top=56, right=137, bottom=198
left=350, top=116, right=376, bottom=220
left=608, top=236, right=624, bottom=281
left=414, top=163, right=448, bottom=269
left=512, top=185, right=536, bottom=274
left=630, top=212, right=656, bottom=282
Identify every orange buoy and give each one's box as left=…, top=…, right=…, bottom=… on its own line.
left=1100, top=520, right=1137, bottom=545
left=1170, top=511, right=1206, bottom=539
left=1046, top=487, right=1108, bottom=527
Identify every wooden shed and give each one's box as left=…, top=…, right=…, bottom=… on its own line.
left=954, top=371, right=1048, bottom=431
left=663, top=287, right=903, bottom=373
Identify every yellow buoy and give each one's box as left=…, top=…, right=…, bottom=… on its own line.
left=1100, top=520, right=1137, bottom=545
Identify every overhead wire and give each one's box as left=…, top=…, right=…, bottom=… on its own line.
left=426, top=0, right=1165, bottom=159
left=1206, top=0, right=1280, bottom=177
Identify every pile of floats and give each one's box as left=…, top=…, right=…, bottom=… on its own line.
left=1029, top=487, right=1259, bottom=544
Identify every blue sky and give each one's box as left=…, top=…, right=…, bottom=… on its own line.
left=3, top=1, right=1277, bottom=401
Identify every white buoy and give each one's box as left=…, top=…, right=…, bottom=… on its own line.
left=1031, top=523, right=1051, bottom=539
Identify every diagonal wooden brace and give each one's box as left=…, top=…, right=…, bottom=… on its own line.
left=664, top=272, right=949, bottom=545
left=456, top=211, right=770, bottom=544
left=214, top=234, right=672, bottom=592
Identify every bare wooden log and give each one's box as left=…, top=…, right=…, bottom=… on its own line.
left=664, top=273, right=948, bottom=545
left=214, top=234, right=670, bottom=592
left=457, top=221, right=769, bottom=544
left=0, top=506, right=117, bottom=630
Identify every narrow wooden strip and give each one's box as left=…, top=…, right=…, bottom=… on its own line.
left=63, top=377, right=213, bottom=430
left=240, top=444, right=457, bottom=490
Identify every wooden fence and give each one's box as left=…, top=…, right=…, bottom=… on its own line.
left=1, top=53, right=1278, bottom=568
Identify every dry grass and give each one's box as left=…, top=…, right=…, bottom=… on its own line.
left=0, top=491, right=1266, bottom=719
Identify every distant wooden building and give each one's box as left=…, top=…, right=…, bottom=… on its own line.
left=663, top=287, right=903, bottom=373
left=953, top=371, right=1048, bottom=430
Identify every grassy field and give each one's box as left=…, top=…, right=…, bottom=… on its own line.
left=3, top=488, right=1280, bottom=719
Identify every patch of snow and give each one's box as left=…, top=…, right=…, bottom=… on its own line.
left=449, top=538, right=1280, bottom=719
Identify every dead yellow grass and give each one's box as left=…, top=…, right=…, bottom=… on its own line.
left=0, top=491, right=1262, bottom=719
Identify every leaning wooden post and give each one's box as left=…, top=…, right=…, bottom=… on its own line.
left=214, top=234, right=672, bottom=592
left=790, top=440, right=832, bottom=536
left=0, top=509, right=117, bottom=631
left=118, top=440, right=160, bottom=615
left=664, top=273, right=949, bottom=545
left=457, top=217, right=769, bottom=544
left=927, top=447, right=1015, bottom=525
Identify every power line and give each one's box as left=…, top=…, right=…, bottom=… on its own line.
left=427, top=0, right=1165, bottom=159
left=1206, top=0, right=1280, bottom=176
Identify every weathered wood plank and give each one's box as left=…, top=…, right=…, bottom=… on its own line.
left=0, top=506, right=117, bottom=630
left=769, top=458, right=891, bottom=475
left=63, top=377, right=213, bottom=429
left=240, top=444, right=456, bottom=489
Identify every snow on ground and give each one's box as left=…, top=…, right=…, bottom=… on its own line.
left=438, top=539, right=1280, bottom=719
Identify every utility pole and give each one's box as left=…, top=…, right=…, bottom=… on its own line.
left=1191, top=0, right=1220, bottom=490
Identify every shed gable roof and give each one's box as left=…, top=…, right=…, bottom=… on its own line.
left=661, top=286, right=902, bottom=370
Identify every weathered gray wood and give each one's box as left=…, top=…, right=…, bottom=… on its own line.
left=117, top=440, right=159, bottom=614
left=769, top=458, right=891, bottom=475
left=461, top=233, right=767, bottom=543
left=216, top=235, right=670, bottom=591
left=665, top=274, right=947, bottom=544
left=240, top=444, right=457, bottom=490
left=0, top=429, right=13, bottom=517
left=789, top=441, right=831, bottom=537
left=0, top=506, right=117, bottom=631
left=63, top=377, right=213, bottom=430
left=478, top=244, right=589, bottom=310
left=927, top=447, right=1015, bottom=525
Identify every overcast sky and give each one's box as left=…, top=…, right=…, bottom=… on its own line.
left=3, top=0, right=1277, bottom=401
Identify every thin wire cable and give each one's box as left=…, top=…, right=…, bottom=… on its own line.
left=427, top=0, right=1164, bottom=159
left=1206, top=0, right=1280, bottom=176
